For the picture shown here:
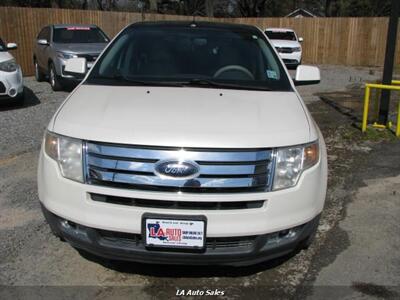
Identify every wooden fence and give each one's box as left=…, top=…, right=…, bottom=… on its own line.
left=0, top=6, right=399, bottom=75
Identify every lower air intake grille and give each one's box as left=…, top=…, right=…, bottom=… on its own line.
left=96, top=229, right=257, bottom=250
left=90, top=193, right=265, bottom=210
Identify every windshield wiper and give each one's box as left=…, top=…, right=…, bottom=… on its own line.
left=91, top=75, right=185, bottom=87
left=182, top=79, right=272, bottom=91
left=89, top=75, right=272, bottom=90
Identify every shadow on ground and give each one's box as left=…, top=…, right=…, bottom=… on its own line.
left=317, top=91, right=365, bottom=125
left=76, top=248, right=299, bottom=278
left=0, top=87, right=40, bottom=111
left=317, top=85, right=400, bottom=128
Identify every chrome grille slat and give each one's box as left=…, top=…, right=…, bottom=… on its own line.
left=88, top=156, right=267, bottom=175
left=85, top=142, right=274, bottom=193
left=88, top=156, right=155, bottom=173
left=87, top=143, right=271, bottom=162
left=89, top=169, right=268, bottom=188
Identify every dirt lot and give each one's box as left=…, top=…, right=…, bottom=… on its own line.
left=0, top=66, right=399, bottom=299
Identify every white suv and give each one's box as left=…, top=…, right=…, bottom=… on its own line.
left=265, top=28, right=303, bottom=68
left=38, top=21, right=327, bottom=266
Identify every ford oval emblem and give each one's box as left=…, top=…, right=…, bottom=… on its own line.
left=154, top=160, right=200, bottom=179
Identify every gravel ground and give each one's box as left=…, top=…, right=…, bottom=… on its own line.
left=0, top=66, right=399, bottom=299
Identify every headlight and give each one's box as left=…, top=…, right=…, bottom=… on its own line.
left=0, top=59, right=18, bottom=72
left=44, top=131, right=83, bottom=182
left=292, top=47, right=301, bottom=52
left=56, top=52, right=78, bottom=59
left=273, top=141, right=319, bottom=190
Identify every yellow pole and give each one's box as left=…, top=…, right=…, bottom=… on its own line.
left=392, top=80, right=400, bottom=85
left=374, top=89, right=380, bottom=120
left=362, top=86, right=371, bottom=132
left=397, top=102, right=400, bottom=137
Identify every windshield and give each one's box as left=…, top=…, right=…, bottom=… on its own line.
left=266, top=31, right=297, bottom=41
left=86, top=24, right=292, bottom=91
left=53, top=27, right=109, bottom=44
left=0, top=38, right=5, bottom=51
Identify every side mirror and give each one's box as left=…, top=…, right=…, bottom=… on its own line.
left=64, top=57, right=87, bottom=77
left=298, top=37, right=304, bottom=43
left=294, top=65, right=320, bottom=86
left=37, top=39, right=49, bottom=46
left=6, top=42, right=18, bottom=50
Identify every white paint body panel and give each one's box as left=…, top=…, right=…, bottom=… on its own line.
left=52, top=85, right=316, bottom=148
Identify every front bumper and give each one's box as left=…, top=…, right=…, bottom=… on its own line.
left=41, top=203, right=320, bottom=266
left=0, top=67, right=23, bottom=101
left=278, top=52, right=302, bottom=66
left=38, top=137, right=327, bottom=265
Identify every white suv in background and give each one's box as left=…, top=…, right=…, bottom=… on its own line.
left=0, top=38, right=24, bottom=104
left=38, top=21, right=327, bottom=266
left=265, top=28, right=303, bottom=68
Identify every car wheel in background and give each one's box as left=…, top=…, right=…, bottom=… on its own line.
left=49, top=62, right=62, bottom=91
left=34, top=59, right=45, bottom=82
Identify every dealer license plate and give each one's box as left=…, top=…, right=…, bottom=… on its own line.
left=144, top=215, right=206, bottom=250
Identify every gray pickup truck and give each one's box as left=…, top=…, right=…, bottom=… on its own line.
left=33, top=24, right=109, bottom=91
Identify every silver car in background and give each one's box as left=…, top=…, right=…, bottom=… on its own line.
left=33, top=24, right=109, bottom=91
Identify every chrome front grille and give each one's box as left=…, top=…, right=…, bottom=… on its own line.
left=84, top=142, right=274, bottom=193
left=276, top=47, right=294, bottom=53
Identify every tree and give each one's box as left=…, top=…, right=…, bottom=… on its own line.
left=182, top=0, right=206, bottom=16
left=96, top=0, right=119, bottom=10
left=205, top=0, right=214, bottom=17
left=0, top=0, right=393, bottom=16
left=343, top=0, right=391, bottom=17
left=236, top=0, right=269, bottom=17
left=149, top=0, right=157, bottom=11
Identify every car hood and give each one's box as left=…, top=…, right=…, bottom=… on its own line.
left=0, top=51, right=14, bottom=63
left=53, top=43, right=107, bottom=54
left=52, top=85, right=314, bottom=148
left=270, top=40, right=301, bottom=48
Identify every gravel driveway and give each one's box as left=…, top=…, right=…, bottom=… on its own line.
left=1, top=66, right=399, bottom=299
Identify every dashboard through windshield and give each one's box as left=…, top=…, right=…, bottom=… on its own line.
left=86, top=23, right=292, bottom=91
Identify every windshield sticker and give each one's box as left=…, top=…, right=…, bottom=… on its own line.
left=266, top=70, right=278, bottom=79
left=67, top=27, right=91, bottom=31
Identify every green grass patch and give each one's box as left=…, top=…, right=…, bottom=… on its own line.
left=362, top=127, right=398, bottom=142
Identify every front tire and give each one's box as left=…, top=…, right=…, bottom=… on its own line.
left=34, top=59, right=45, bottom=82
left=49, top=62, right=63, bottom=91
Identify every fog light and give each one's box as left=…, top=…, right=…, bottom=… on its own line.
left=8, top=88, right=17, bottom=97
left=266, top=226, right=303, bottom=245
left=60, top=220, right=77, bottom=230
